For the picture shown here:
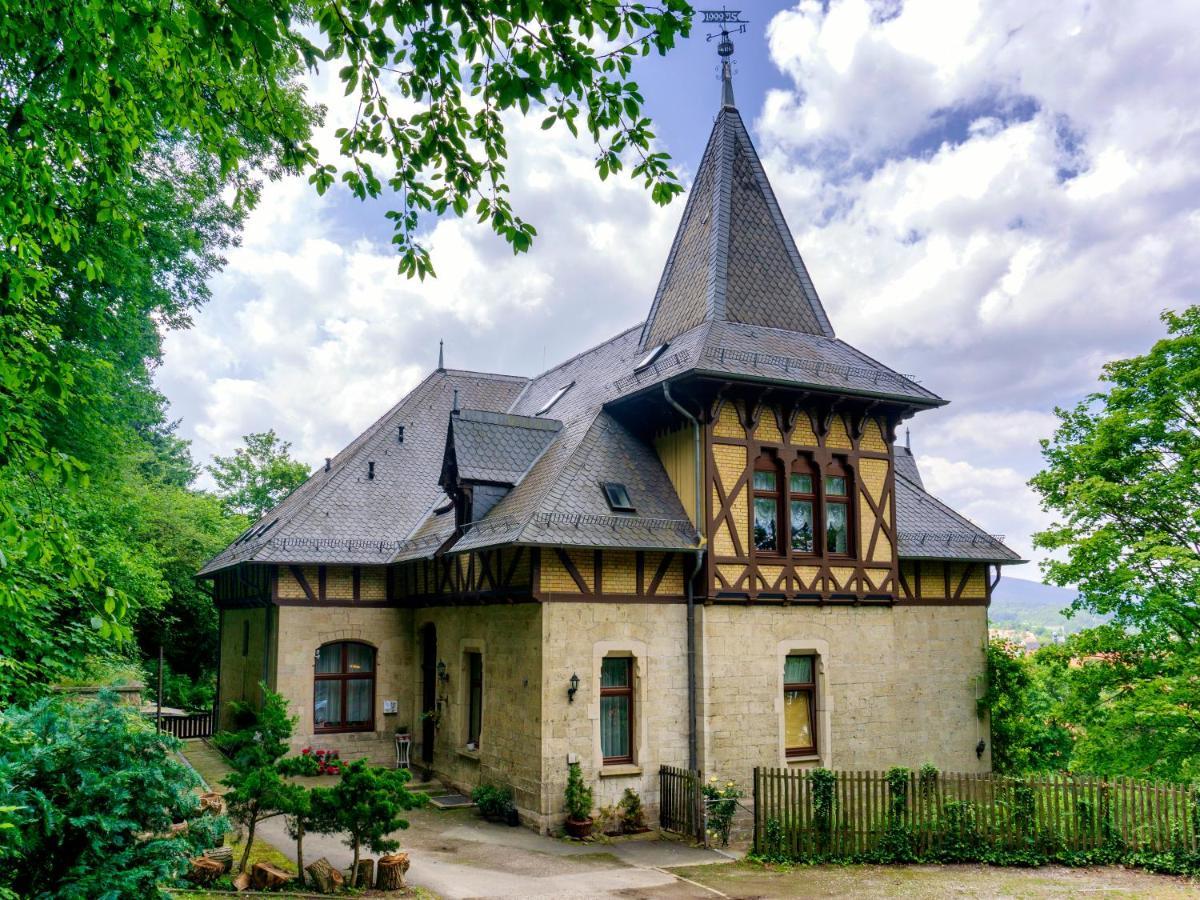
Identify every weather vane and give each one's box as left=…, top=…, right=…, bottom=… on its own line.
left=702, top=8, right=749, bottom=57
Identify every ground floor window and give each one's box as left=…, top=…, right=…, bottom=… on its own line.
left=600, top=656, right=633, bottom=764
left=784, top=654, right=817, bottom=756
left=314, top=641, right=375, bottom=732
left=466, top=651, right=483, bottom=748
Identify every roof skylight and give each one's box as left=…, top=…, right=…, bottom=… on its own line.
left=535, top=381, right=574, bottom=416
left=602, top=482, right=635, bottom=512
left=634, top=343, right=668, bottom=372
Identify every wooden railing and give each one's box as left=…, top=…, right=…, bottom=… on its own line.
left=659, top=765, right=703, bottom=841
left=753, top=768, right=1199, bottom=859
left=155, top=712, right=214, bottom=740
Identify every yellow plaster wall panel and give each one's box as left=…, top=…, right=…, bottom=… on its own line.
left=326, top=567, right=353, bottom=598
left=729, top=489, right=749, bottom=552
left=713, top=403, right=746, bottom=439
left=829, top=566, right=857, bottom=591
left=755, top=409, right=782, bottom=443
left=859, top=514, right=877, bottom=562
left=361, top=567, right=387, bottom=601
left=860, top=418, right=889, bottom=453
left=863, top=568, right=890, bottom=590
left=657, top=559, right=684, bottom=596
left=759, top=565, right=785, bottom=590
left=602, top=551, right=638, bottom=595
left=960, top=567, right=987, bottom=599
left=795, top=565, right=822, bottom=591
left=277, top=567, right=304, bottom=600
left=540, top=552, right=582, bottom=594
left=506, top=549, right=532, bottom=588
left=718, top=564, right=746, bottom=588
left=712, top=443, right=747, bottom=491
left=826, top=415, right=853, bottom=450
left=713, top=519, right=737, bottom=557
left=872, top=531, right=893, bottom=564
left=789, top=413, right=818, bottom=447
left=858, top=459, right=889, bottom=506
left=919, top=562, right=949, bottom=599
left=655, top=425, right=700, bottom=527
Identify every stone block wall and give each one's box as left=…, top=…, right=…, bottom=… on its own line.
left=698, top=603, right=990, bottom=789
left=271, top=605, right=414, bottom=765
left=415, top=604, right=544, bottom=820
left=218, top=607, right=272, bottom=731
left=539, top=602, right=691, bottom=830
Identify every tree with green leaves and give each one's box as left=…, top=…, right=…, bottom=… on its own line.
left=0, top=692, right=228, bottom=898
left=207, top=430, right=311, bottom=519
left=214, top=687, right=297, bottom=874
left=327, top=760, right=425, bottom=887
left=3, top=0, right=689, bottom=687
left=979, top=639, right=1073, bottom=774
left=1031, top=307, right=1200, bottom=778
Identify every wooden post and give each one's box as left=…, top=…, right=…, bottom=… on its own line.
left=157, top=643, right=164, bottom=733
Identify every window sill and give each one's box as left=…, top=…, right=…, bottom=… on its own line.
left=457, top=747, right=481, bottom=761
left=599, top=763, right=643, bottom=778
left=786, top=754, right=821, bottom=765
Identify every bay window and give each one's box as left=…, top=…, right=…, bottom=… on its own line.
left=824, top=464, right=850, bottom=556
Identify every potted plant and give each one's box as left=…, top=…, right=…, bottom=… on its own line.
left=563, top=762, right=594, bottom=838
left=470, top=784, right=514, bottom=823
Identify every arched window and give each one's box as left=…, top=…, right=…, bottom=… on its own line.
left=314, top=641, right=375, bottom=733
left=823, top=461, right=852, bottom=557
left=752, top=455, right=783, bottom=553
left=788, top=460, right=817, bottom=554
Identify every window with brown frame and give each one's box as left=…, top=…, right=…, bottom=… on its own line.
left=823, top=461, right=852, bottom=557
left=466, top=651, right=483, bottom=748
left=314, top=641, right=375, bottom=733
left=600, top=657, right=634, bottom=764
left=752, top=455, right=782, bottom=554
left=788, top=462, right=817, bottom=554
left=784, top=654, right=817, bottom=757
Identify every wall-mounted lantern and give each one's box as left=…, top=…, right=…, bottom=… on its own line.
left=436, top=660, right=448, bottom=684
left=567, top=672, right=580, bottom=703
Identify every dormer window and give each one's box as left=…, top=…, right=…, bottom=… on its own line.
left=634, top=344, right=668, bottom=372
left=602, top=482, right=634, bottom=512
left=536, top=382, right=574, bottom=416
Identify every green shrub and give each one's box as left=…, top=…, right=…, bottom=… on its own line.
left=618, top=787, right=646, bottom=832
left=326, top=760, right=425, bottom=887
left=564, top=762, right=593, bottom=821
left=0, top=692, right=228, bottom=898
left=471, top=784, right=515, bottom=820
left=702, top=776, right=742, bottom=847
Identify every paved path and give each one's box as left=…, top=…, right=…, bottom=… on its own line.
left=178, top=742, right=732, bottom=898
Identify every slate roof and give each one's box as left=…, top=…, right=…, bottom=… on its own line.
left=443, top=409, right=561, bottom=486
left=640, top=102, right=834, bottom=350
left=197, top=369, right=527, bottom=575
left=894, top=459, right=1022, bottom=562
left=200, top=80, right=1014, bottom=577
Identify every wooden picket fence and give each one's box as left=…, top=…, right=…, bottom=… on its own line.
left=660, top=765, right=704, bottom=841
left=753, top=768, right=1200, bottom=859
left=155, top=712, right=214, bottom=740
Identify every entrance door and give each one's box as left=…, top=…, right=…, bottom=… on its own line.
left=420, top=623, right=436, bottom=764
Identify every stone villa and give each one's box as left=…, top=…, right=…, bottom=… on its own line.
left=200, top=60, right=1022, bottom=832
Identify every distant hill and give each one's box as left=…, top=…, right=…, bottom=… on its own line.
left=990, top=576, right=1107, bottom=634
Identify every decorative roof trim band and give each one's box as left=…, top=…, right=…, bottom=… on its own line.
left=611, top=349, right=694, bottom=393
left=701, top=346, right=920, bottom=389
left=531, top=511, right=696, bottom=534
left=899, top=530, right=1008, bottom=547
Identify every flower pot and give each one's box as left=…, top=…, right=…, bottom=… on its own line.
left=564, top=817, right=593, bottom=839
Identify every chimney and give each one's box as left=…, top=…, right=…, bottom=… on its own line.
left=324, top=457, right=331, bottom=472
left=367, top=461, right=375, bottom=480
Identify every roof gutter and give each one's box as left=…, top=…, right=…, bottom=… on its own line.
left=662, top=381, right=704, bottom=772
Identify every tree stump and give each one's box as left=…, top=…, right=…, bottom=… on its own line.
left=199, top=791, right=224, bottom=815
left=375, top=852, right=410, bottom=890
left=347, top=858, right=374, bottom=888
left=202, top=845, right=233, bottom=872
left=305, top=857, right=343, bottom=894
left=250, top=861, right=291, bottom=891
left=188, top=855, right=224, bottom=884
left=232, top=871, right=252, bottom=892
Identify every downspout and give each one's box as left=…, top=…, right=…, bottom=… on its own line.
left=663, top=382, right=704, bottom=772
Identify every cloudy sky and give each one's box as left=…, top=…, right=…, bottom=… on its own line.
left=157, top=0, right=1199, bottom=571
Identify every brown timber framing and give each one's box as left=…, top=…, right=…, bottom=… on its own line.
left=894, top=560, right=994, bottom=606
left=704, top=392, right=903, bottom=604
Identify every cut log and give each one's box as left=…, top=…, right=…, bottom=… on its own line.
left=305, top=857, right=343, bottom=894
left=250, top=861, right=292, bottom=891
left=169, top=820, right=189, bottom=837
left=199, top=791, right=224, bottom=814
left=349, top=858, right=374, bottom=888
left=375, top=852, right=410, bottom=890
left=188, top=855, right=224, bottom=884
left=232, top=871, right=251, bottom=891
left=202, top=845, right=233, bottom=872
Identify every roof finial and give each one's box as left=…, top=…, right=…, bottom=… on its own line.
left=905, top=427, right=911, bottom=451
left=703, top=9, right=748, bottom=109
left=437, top=339, right=444, bottom=371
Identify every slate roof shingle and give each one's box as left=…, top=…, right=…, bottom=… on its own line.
left=445, top=409, right=562, bottom=486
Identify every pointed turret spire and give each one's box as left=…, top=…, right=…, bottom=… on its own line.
left=437, top=339, right=444, bottom=371
left=639, top=17, right=833, bottom=350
